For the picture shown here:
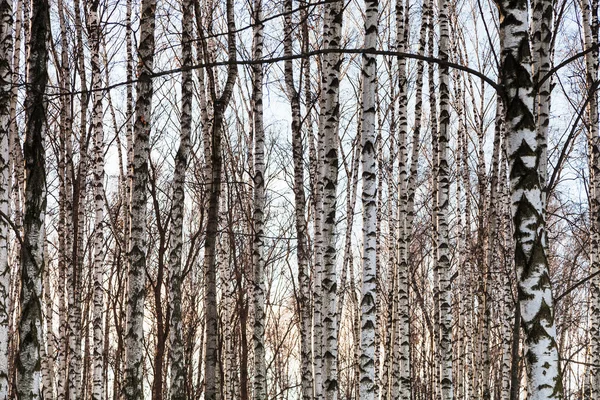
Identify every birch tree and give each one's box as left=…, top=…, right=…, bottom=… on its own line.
left=17, top=0, right=49, bottom=397
left=90, top=0, right=105, bottom=398
left=124, top=0, right=157, bottom=397
left=494, top=0, right=563, bottom=396
left=251, top=0, right=267, bottom=393
left=359, top=0, right=378, bottom=395
left=393, top=0, right=426, bottom=395
left=436, top=0, right=453, bottom=396
left=67, top=1, right=89, bottom=395
left=531, top=0, right=553, bottom=207
left=319, top=0, right=344, bottom=395
left=55, top=0, right=71, bottom=396
left=580, top=0, right=600, bottom=394
left=202, top=0, right=238, bottom=395
left=283, top=0, right=313, bottom=397
left=0, top=0, right=11, bottom=397
left=168, top=0, right=193, bottom=398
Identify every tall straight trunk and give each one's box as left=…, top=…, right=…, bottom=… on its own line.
left=454, top=93, right=467, bottom=400
left=16, top=0, right=48, bottom=398
left=90, top=0, right=105, bottom=398
left=168, top=0, right=193, bottom=399
left=55, top=0, right=70, bottom=397
left=494, top=0, right=563, bottom=397
left=494, top=99, right=513, bottom=400
left=202, top=0, right=238, bottom=396
left=374, top=103, right=383, bottom=400
left=123, top=0, right=157, bottom=397
left=382, top=75, right=396, bottom=400
left=480, top=95, right=504, bottom=400
left=114, top=2, right=134, bottom=394
left=359, top=0, right=378, bottom=395
left=437, top=0, right=453, bottom=396
left=251, top=0, right=267, bottom=394
left=0, top=0, right=12, bottom=397
left=395, top=0, right=424, bottom=395
left=68, top=1, right=89, bottom=396
left=531, top=0, right=553, bottom=209
left=124, top=0, right=134, bottom=250
left=381, top=61, right=396, bottom=400
left=283, top=0, right=312, bottom=398
left=581, top=0, right=600, bottom=395
left=150, top=172, right=167, bottom=400
left=427, top=0, right=440, bottom=394
left=458, top=53, right=475, bottom=400
left=41, top=241, right=54, bottom=400
left=319, top=0, right=343, bottom=395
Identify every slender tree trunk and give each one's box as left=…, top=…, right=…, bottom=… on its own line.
left=359, top=0, right=378, bottom=395
left=203, top=0, right=238, bottom=396
left=123, top=0, right=157, bottom=397
left=319, top=0, right=343, bottom=395
left=115, top=2, right=134, bottom=394
left=90, top=0, right=105, bottom=398
left=41, top=240, right=54, bottom=400
left=251, top=0, right=267, bottom=394
left=531, top=0, right=553, bottom=210
left=16, top=0, right=48, bottom=397
left=55, top=0, right=71, bottom=396
left=150, top=171, right=167, bottom=400
left=124, top=0, right=134, bottom=253
left=395, top=0, right=424, bottom=395
left=7, top=19, right=22, bottom=396
left=168, top=0, right=193, bottom=399
left=67, top=1, right=89, bottom=396
left=437, top=0, right=453, bottom=396
left=494, top=0, right=563, bottom=396
left=283, top=0, right=313, bottom=397
left=427, top=0, right=441, bottom=394
left=580, top=0, right=600, bottom=396
left=493, top=99, right=513, bottom=400
left=0, top=0, right=12, bottom=396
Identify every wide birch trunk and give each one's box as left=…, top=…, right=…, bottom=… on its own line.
left=16, top=0, right=48, bottom=397
left=494, top=0, right=563, bottom=397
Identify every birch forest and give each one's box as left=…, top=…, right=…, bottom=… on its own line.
left=3, top=0, right=600, bottom=398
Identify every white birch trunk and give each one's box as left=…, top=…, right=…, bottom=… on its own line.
left=359, top=0, right=378, bottom=396
left=41, top=240, right=54, bottom=400
left=313, top=0, right=344, bottom=397
left=168, top=0, right=193, bottom=398
left=531, top=0, right=553, bottom=210
left=581, top=0, right=600, bottom=395
left=16, top=0, right=48, bottom=397
left=283, top=0, right=313, bottom=397
left=0, top=0, right=12, bottom=396
left=55, top=0, right=70, bottom=395
left=124, top=0, right=157, bottom=397
left=437, top=0, right=453, bottom=395
left=202, top=0, right=238, bottom=397
left=395, top=0, right=425, bottom=395
left=67, top=2, right=88, bottom=397
left=320, top=0, right=343, bottom=394
left=251, top=0, right=267, bottom=394
left=494, top=0, right=563, bottom=396
left=90, top=1, right=105, bottom=398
